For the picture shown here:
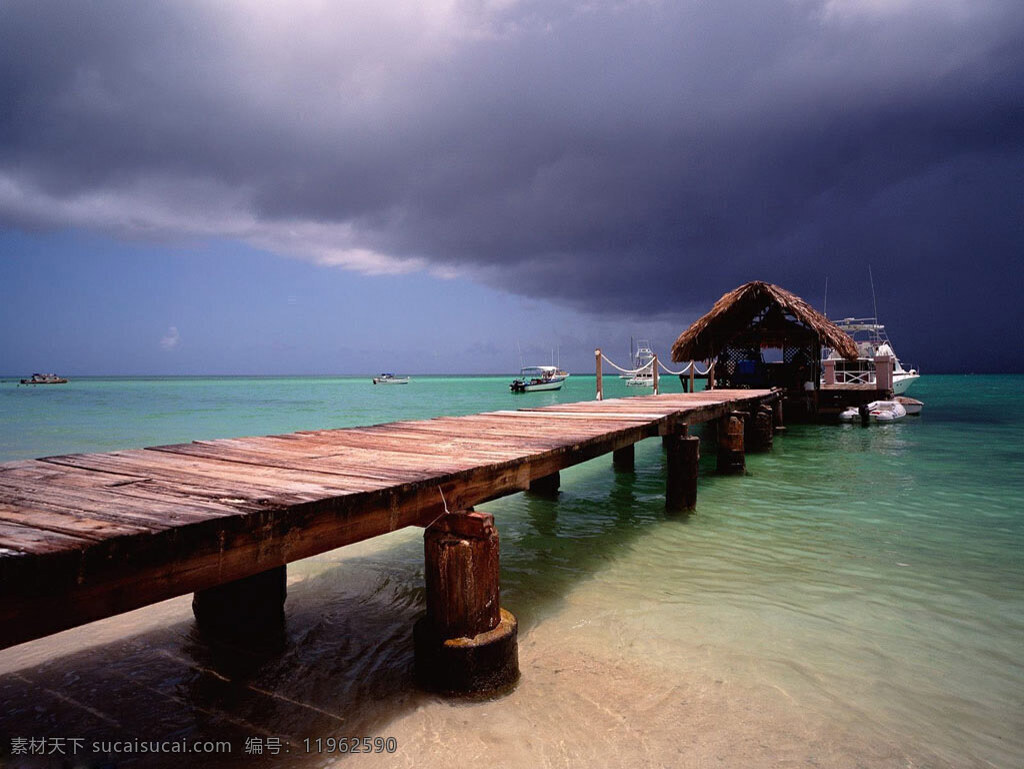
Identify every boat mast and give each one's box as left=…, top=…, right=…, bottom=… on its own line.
left=869, top=265, right=878, bottom=322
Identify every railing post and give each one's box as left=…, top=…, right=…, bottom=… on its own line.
left=689, top=362, right=695, bottom=393
left=875, top=353, right=894, bottom=394
left=653, top=354, right=660, bottom=394
left=823, top=358, right=836, bottom=386
left=595, top=348, right=603, bottom=401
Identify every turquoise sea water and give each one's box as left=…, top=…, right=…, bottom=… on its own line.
left=0, top=374, right=1022, bottom=768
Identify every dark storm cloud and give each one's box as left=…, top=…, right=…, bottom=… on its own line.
left=1, top=0, right=1022, bottom=370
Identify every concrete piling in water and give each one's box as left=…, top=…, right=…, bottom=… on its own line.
left=414, top=510, right=519, bottom=694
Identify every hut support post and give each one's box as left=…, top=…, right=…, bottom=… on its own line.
left=192, top=566, right=287, bottom=638
left=665, top=428, right=700, bottom=513
left=747, top=405, right=774, bottom=452
left=717, top=412, right=746, bottom=474
left=414, top=510, right=519, bottom=694
left=689, top=363, right=695, bottom=393
left=595, top=348, right=603, bottom=401
left=613, top=443, right=635, bottom=472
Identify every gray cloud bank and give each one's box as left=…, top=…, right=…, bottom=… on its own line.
left=2, top=0, right=1022, bottom=370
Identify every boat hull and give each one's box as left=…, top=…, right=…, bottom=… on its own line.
left=510, top=379, right=564, bottom=392
left=838, top=400, right=908, bottom=423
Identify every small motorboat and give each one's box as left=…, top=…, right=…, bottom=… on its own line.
left=510, top=366, right=569, bottom=392
left=895, top=396, right=923, bottom=416
left=839, top=399, right=908, bottom=423
left=372, top=373, right=410, bottom=384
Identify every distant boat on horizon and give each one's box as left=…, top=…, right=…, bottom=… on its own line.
left=19, top=373, right=68, bottom=385
left=372, top=373, right=410, bottom=384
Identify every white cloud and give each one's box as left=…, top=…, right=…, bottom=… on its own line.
left=160, top=326, right=181, bottom=350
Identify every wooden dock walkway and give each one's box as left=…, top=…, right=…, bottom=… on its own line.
left=0, top=389, right=776, bottom=686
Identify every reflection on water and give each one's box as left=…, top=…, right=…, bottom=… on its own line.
left=2, top=377, right=1023, bottom=767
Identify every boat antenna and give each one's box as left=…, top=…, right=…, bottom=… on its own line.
left=517, top=340, right=523, bottom=370
left=869, top=265, right=878, bottom=321
left=823, top=276, right=829, bottom=318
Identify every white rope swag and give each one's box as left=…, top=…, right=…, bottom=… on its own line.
left=657, top=359, right=713, bottom=377
left=599, top=352, right=712, bottom=377
left=598, top=353, right=647, bottom=375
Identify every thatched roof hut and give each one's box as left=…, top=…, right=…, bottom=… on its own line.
left=670, top=281, right=858, bottom=363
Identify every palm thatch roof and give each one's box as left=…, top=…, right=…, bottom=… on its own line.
left=670, top=281, right=858, bottom=362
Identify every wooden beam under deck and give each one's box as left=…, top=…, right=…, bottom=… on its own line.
left=0, top=389, right=774, bottom=650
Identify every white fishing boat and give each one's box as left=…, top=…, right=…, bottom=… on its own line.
left=509, top=366, right=569, bottom=393
left=839, top=399, right=908, bottom=423
left=823, top=318, right=920, bottom=395
left=372, top=373, right=410, bottom=384
left=625, top=340, right=655, bottom=387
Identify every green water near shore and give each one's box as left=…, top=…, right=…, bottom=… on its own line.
left=0, top=374, right=1021, bottom=767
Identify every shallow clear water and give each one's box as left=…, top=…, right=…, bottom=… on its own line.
left=0, top=374, right=1021, bottom=767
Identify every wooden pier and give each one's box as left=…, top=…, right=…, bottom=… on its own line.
left=0, top=389, right=776, bottom=692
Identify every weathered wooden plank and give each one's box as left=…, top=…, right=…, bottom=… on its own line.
left=0, top=503, right=155, bottom=541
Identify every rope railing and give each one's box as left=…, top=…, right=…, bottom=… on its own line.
left=594, top=348, right=715, bottom=400
left=599, top=352, right=712, bottom=378
left=656, top=359, right=713, bottom=377
left=598, top=352, right=647, bottom=376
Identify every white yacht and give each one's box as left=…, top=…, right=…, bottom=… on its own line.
left=625, top=340, right=655, bottom=387
left=823, top=318, right=920, bottom=395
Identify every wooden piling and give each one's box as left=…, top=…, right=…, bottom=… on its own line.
left=193, top=566, right=287, bottom=639
left=414, top=511, right=519, bottom=694
left=529, top=471, right=560, bottom=495
left=773, top=397, right=785, bottom=432
left=717, top=412, right=746, bottom=474
left=747, top=406, right=774, bottom=452
left=612, top=443, right=635, bottom=472
left=666, top=433, right=700, bottom=512
left=595, top=348, right=603, bottom=401
left=653, top=354, right=660, bottom=395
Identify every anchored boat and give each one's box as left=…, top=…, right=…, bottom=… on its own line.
left=509, top=366, right=569, bottom=393
left=839, top=399, right=908, bottom=423
left=625, top=340, right=656, bottom=387
left=19, top=373, right=68, bottom=385
left=372, top=373, right=410, bottom=384
left=823, top=318, right=920, bottom=395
